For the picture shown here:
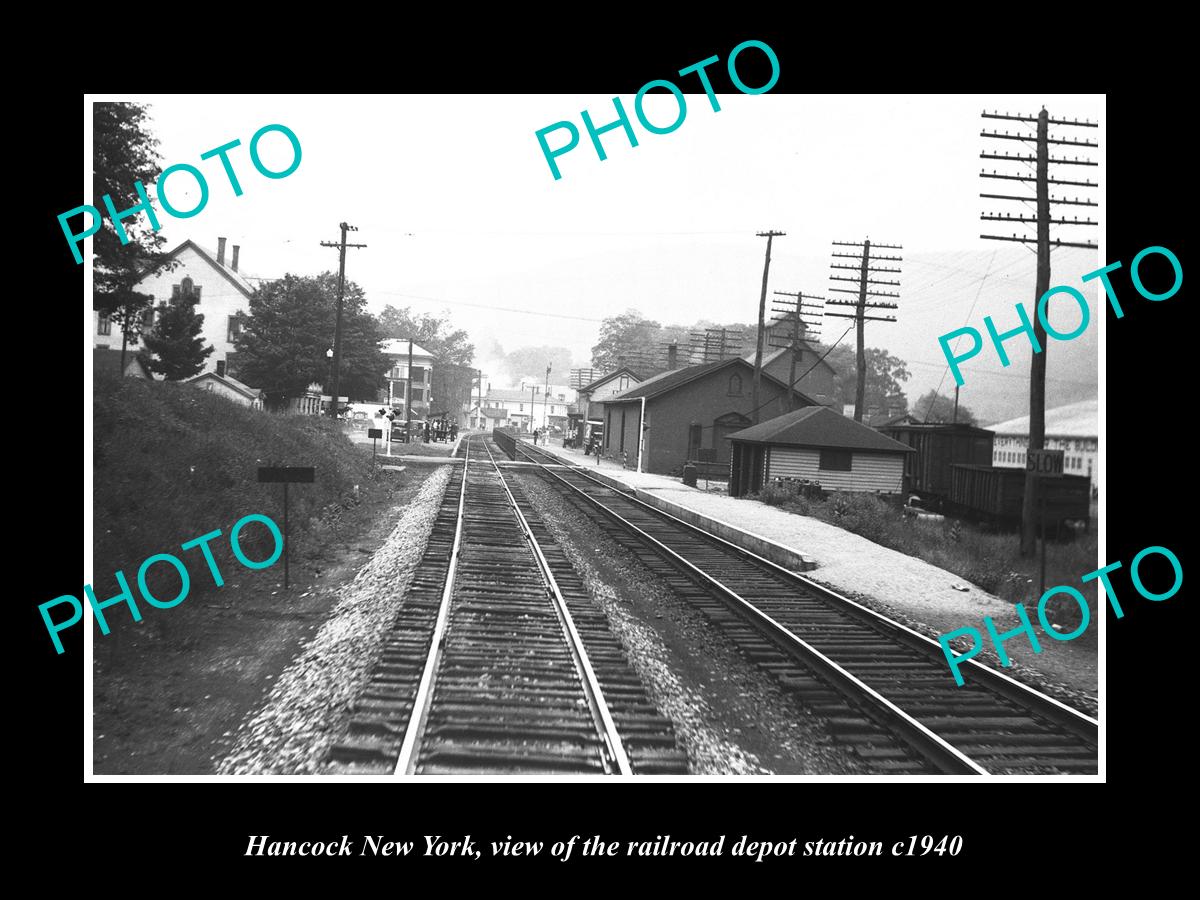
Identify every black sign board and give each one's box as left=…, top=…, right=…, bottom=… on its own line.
left=257, top=466, right=316, bottom=483
left=367, top=428, right=383, bottom=439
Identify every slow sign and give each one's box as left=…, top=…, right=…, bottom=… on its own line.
left=1026, top=448, right=1064, bottom=477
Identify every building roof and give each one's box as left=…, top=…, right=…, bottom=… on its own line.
left=187, top=370, right=263, bottom=400
left=140, top=239, right=258, bottom=298
left=579, top=366, right=642, bottom=394
left=881, top=420, right=995, bottom=436
left=727, top=406, right=916, bottom=453
left=93, top=347, right=152, bottom=379
left=986, top=398, right=1098, bottom=438
left=486, top=388, right=551, bottom=403
left=871, top=411, right=919, bottom=428
left=742, top=342, right=836, bottom=375
left=380, top=339, right=435, bottom=358
left=605, top=356, right=817, bottom=405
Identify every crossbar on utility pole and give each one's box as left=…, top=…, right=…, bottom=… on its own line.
left=980, top=106, right=1098, bottom=556
left=320, top=223, right=367, bottom=419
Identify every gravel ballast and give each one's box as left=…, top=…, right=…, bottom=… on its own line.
left=217, top=465, right=453, bottom=774
left=518, top=473, right=868, bottom=775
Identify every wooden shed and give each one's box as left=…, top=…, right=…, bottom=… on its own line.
left=728, top=407, right=914, bottom=498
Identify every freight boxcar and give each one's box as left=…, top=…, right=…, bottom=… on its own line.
left=949, top=464, right=1091, bottom=531
left=879, top=423, right=995, bottom=500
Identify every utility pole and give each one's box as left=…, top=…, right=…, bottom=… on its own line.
left=772, top=291, right=825, bottom=410
left=980, top=107, right=1098, bottom=555
left=530, top=384, right=536, bottom=434
left=827, top=239, right=902, bottom=422
left=752, top=231, right=785, bottom=423
left=320, top=222, right=367, bottom=418
left=406, top=339, right=414, bottom=444
left=475, top=368, right=483, bottom=430
left=544, top=365, right=552, bottom=431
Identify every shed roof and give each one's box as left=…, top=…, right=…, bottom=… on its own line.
left=728, top=406, right=915, bottom=453
left=187, top=370, right=263, bottom=400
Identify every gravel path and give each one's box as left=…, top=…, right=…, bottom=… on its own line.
left=520, top=474, right=867, bottom=775
left=217, top=466, right=453, bottom=774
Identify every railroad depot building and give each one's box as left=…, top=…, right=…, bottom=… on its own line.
left=601, top=357, right=813, bottom=475
left=729, top=314, right=839, bottom=407
left=728, top=406, right=914, bottom=497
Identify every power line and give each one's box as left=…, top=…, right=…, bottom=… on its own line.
left=922, top=248, right=996, bottom=423
left=371, top=290, right=606, bottom=323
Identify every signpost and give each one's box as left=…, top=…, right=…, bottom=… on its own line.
left=368, top=427, right=382, bottom=468
left=257, top=466, right=316, bottom=589
left=1026, top=449, right=1064, bottom=596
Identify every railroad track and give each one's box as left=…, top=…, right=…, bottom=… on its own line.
left=326, top=434, right=686, bottom=775
left=503, top=435, right=1098, bottom=776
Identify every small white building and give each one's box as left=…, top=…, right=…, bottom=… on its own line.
left=988, top=399, right=1098, bottom=493
left=482, top=386, right=571, bottom=431
left=187, top=371, right=264, bottom=409
left=728, top=405, right=915, bottom=497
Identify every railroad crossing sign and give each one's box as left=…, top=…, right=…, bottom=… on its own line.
left=1026, top=449, right=1064, bottom=478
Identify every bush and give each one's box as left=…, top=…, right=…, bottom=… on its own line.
left=757, top=483, right=796, bottom=507
left=93, top=372, right=375, bottom=596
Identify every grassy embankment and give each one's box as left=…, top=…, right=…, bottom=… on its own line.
left=751, top=484, right=1098, bottom=639
left=94, top=371, right=378, bottom=603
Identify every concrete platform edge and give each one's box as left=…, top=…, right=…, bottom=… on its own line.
left=573, top=465, right=818, bottom=574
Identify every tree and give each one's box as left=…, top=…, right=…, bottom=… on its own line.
left=89, top=103, right=175, bottom=371
left=912, top=390, right=978, bottom=425
left=824, top=345, right=910, bottom=413
left=142, top=295, right=214, bottom=380
left=502, top=346, right=576, bottom=383
left=591, top=310, right=662, bottom=371
left=235, top=273, right=387, bottom=405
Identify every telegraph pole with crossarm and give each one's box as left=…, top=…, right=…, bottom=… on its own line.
left=320, top=222, right=367, bottom=418
left=979, top=107, right=1098, bottom=555
left=827, top=239, right=902, bottom=422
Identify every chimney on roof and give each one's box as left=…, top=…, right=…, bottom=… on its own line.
left=231, top=245, right=240, bottom=272
left=217, top=237, right=227, bottom=265
left=667, top=342, right=678, bottom=369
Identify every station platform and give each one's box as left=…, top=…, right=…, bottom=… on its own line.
left=521, top=438, right=1026, bottom=638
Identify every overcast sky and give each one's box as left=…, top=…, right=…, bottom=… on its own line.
left=92, top=93, right=1104, bottom=422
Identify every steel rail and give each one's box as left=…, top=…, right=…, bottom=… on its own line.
left=481, top=439, right=633, bottom=775
left=393, top=439, right=472, bottom=775
left=510, top=443, right=986, bottom=775
left=513, top=439, right=1097, bottom=744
